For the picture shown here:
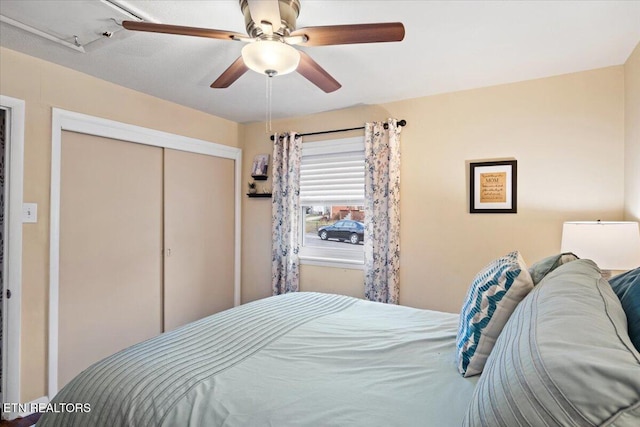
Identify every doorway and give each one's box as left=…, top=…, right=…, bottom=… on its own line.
left=0, top=95, right=25, bottom=419
left=1, top=107, right=6, bottom=406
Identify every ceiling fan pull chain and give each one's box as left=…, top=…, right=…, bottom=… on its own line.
left=269, top=76, right=273, bottom=133
left=265, top=74, right=273, bottom=134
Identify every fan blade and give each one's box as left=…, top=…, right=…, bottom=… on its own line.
left=210, top=57, right=249, bottom=88
left=296, top=51, right=341, bottom=93
left=290, top=22, right=405, bottom=46
left=122, top=21, right=246, bottom=41
left=246, top=0, right=281, bottom=28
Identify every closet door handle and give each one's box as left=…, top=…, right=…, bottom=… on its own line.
left=166, top=248, right=172, bottom=257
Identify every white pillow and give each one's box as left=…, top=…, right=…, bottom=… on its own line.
left=456, top=251, right=533, bottom=377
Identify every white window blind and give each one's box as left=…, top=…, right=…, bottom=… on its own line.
left=300, top=137, right=365, bottom=205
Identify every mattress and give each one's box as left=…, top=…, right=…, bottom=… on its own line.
left=38, top=292, right=477, bottom=426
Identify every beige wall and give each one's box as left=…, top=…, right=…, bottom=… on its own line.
left=624, top=42, right=640, bottom=221
left=241, top=66, right=626, bottom=314
left=387, top=67, right=624, bottom=312
left=0, top=47, right=239, bottom=402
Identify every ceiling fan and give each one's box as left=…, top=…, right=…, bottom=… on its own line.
left=122, top=0, right=405, bottom=93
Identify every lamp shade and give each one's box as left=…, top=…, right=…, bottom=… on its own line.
left=241, top=40, right=300, bottom=76
left=561, top=221, right=640, bottom=270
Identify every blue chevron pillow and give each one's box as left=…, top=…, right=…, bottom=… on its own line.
left=456, top=251, right=534, bottom=377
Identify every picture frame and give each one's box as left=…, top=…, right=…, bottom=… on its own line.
left=469, top=160, right=517, bottom=214
left=251, top=154, right=269, bottom=180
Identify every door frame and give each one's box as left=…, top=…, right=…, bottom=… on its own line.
left=0, top=95, right=25, bottom=409
left=49, top=108, right=242, bottom=397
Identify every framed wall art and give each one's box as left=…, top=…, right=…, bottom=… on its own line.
left=251, top=154, right=270, bottom=180
left=469, top=160, right=517, bottom=214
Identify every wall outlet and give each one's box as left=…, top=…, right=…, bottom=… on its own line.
left=22, top=203, right=37, bottom=223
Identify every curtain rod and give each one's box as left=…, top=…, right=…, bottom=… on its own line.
left=269, top=119, right=407, bottom=141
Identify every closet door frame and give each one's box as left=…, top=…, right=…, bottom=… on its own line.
left=48, top=108, right=242, bottom=397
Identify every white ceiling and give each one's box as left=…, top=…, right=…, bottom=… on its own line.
left=1, top=1, right=639, bottom=124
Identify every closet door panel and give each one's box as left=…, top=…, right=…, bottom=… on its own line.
left=164, top=149, right=235, bottom=331
left=59, top=131, right=163, bottom=388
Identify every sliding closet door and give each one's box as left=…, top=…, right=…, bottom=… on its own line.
left=58, top=131, right=163, bottom=388
left=163, top=149, right=235, bottom=331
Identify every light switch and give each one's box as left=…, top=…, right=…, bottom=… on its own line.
left=23, top=203, right=38, bottom=223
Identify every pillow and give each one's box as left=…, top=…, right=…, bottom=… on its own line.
left=463, top=260, right=640, bottom=426
left=456, top=251, right=533, bottom=377
left=528, top=252, right=579, bottom=285
left=609, top=266, right=640, bottom=351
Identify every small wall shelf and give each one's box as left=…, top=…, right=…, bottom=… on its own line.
left=247, top=193, right=272, bottom=198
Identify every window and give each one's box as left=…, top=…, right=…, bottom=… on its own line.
left=299, top=137, right=365, bottom=268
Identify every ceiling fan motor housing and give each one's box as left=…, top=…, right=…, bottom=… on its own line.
left=240, top=0, right=300, bottom=38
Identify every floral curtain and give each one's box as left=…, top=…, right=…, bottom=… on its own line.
left=271, top=132, right=302, bottom=295
left=364, top=119, right=402, bottom=304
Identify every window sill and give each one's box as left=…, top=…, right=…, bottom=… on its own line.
left=299, top=255, right=364, bottom=270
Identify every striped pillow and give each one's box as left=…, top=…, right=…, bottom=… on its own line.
left=456, top=251, right=533, bottom=377
left=463, top=260, right=640, bottom=426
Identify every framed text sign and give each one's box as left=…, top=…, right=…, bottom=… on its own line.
left=470, top=160, right=517, bottom=213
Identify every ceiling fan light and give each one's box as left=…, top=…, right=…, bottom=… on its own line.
left=242, top=40, right=300, bottom=76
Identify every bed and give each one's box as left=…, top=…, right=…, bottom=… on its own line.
left=38, top=293, right=477, bottom=426
left=37, top=257, right=640, bottom=426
